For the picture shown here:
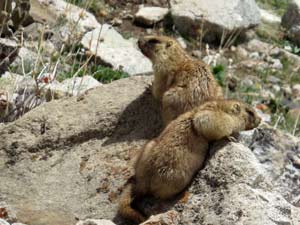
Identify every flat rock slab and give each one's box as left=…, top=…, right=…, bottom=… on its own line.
left=81, top=25, right=153, bottom=76
left=0, top=76, right=162, bottom=225
left=0, top=76, right=300, bottom=225
left=170, top=0, right=260, bottom=42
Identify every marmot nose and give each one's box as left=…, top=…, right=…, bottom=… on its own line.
left=256, top=116, right=262, bottom=125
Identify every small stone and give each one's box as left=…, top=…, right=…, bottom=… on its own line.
left=282, top=84, right=292, bottom=96
left=241, top=78, right=254, bottom=88
left=76, top=219, right=116, bottom=225
left=239, top=60, right=268, bottom=70
left=246, top=39, right=272, bottom=53
left=269, top=47, right=281, bottom=56
left=261, top=90, right=275, bottom=99
left=284, top=45, right=292, bottom=52
left=141, top=210, right=180, bottom=225
left=236, top=46, right=248, bottom=59
left=270, top=58, right=283, bottom=70
left=259, top=8, right=281, bottom=24
left=292, top=84, right=300, bottom=98
left=135, top=6, right=169, bottom=26
left=230, top=46, right=237, bottom=52
left=192, top=50, right=202, bottom=59
left=272, top=85, right=281, bottom=92
left=111, top=18, right=123, bottom=26
left=292, top=156, right=300, bottom=169
left=267, top=75, right=281, bottom=84
left=249, top=52, right=260, bottom=60
left=146, top=28, right=152, bottom=34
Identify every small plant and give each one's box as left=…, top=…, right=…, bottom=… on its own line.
left=282, top=40, right=300, bottom=55
left=92, top=65, right=129, bottom=83
left=58, top=62, right=129, bottom=84
left=212, top=64, right=226, bottom=86
left=256, top=0, right=289, bottom=15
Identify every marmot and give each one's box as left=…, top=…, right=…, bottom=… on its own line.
left=138, top=35, right=224, bottom=124
left=119, top=100, right=261, bottom=223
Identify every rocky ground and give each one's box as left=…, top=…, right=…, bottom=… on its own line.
left=1, top=0, right=300, bottom=225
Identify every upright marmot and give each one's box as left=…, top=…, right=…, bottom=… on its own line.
left=138, top=35, right=223, bottom=124
left=119, top=100, right=261, bottom=223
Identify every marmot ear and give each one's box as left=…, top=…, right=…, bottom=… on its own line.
left=166, top=41, right=172, bottom=48
left=231, top=103, right=241, bottom=114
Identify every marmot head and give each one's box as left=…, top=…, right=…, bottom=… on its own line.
left=138, top=35, right=186, bottom=64
left=193, top=100, right=261, bottom=138
left=218, top=100, right=261, bottom=131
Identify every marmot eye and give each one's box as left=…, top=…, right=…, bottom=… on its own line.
left=147, top=39, right=161, bottom=45
left=232, top=103, right=241, bottom=114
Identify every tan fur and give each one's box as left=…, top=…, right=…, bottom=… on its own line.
left=119, top=100, right=261, bottom=223
left=138, top=35, right=224, bottom=124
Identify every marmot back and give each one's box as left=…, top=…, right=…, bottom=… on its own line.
left=138, top=35, right=223, bottom=124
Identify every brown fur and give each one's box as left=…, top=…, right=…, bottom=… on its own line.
left=118, top=100, right=261, bottom=223
left=138, top=35, right=224, bottom=124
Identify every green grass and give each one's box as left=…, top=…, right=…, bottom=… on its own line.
left=256, top=0, right=289, bottom=16
left=212, top=64, right=226, bottom=87
left=58, top=63, right=129, bottom=84
left=255, top=22, right=284, bottom=45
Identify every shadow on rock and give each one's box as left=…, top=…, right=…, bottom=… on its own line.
left=102, top=88, right=163, bottom=146
left=112, top=193, right=185, bottom=225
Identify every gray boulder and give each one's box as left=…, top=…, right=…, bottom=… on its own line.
left=170, top=0, right=260, bottom=42
left=282, top=0, right=300, bottom=46
left=81, top=25, right=153, bottom=76
left=29, top=0, right=99, bottom=33
left=0, top=76, right=162, bottom=225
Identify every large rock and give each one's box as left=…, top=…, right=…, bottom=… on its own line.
left=81, top=25, right=153, bottom=76
left=282, top=0, right=300, bottom=46
left=170, top=0, right=261, bottom=42
left=29, top=0, right=99, bottom=33
left=0, top=76, right=162, bottom=225
left=0, top=76, right=300, bottom=225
